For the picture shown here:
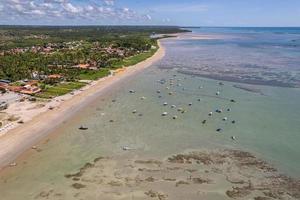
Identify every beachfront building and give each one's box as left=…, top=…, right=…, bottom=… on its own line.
left=72, top=63, right=98, bottom=70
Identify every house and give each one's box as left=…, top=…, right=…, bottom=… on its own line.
left=7, top=85, right=24, bottom=93
left=48, top=74, right=63, bottom=79
left=20, top=86, right=41, bottom=95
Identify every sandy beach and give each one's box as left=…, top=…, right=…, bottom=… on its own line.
left=0, top=40, right=166, bottom=169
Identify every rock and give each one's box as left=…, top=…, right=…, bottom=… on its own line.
left=0, top=101, right=8, bottom=111
left=28, top=97, right=36, bottom=102
left=71, top=183, right=86, bottom=189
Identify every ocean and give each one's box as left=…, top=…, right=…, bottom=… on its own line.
left=0, top=27, right=299, bottom=199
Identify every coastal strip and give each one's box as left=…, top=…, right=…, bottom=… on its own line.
left=0, top=39, right=166, bottom=170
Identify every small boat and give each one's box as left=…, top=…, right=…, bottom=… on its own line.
left=129, top=90, right=135, bottom=94
left=122, top=146, right=132, bottom=151
left=162, top=112, right=168, bottom=116
left=188, top=103, right=193, bottom=106
left=197, top=98, right=201, bottom=102
left=227, top=108, right=231, bottom=111
left=208, top=112, right=213, bottom=116
left=9, top=162, right=17, bottom=167
left=171, top=105, right=176, bottom=108
left=216, top=128, right=222, bottom=132
left=173, top=115, right=178, bottom=119
left=140, top=96, right=146, bottom=100
left=223, top=117, right=228, bottom=121
left=216, top=109, right=222, bottom=113
left=132, top=110, right=137, bottom=114
left=157, top=90, right=161, bottom=93
left=216, top=91, right=220, bottom=95
left=169, top=92, right=173, bottom=95
left=232, top=120, right=236, bottom=124
left=231, top=136, right=237, bottom=141
left=79, top=126, right=88, bottom=130
left=230, top=99, right=236, bottom=103
left=202, top=120, right=207, bottom=124
left=163, top=102, right=168, bottom=106
left=32, top=146, right=37, bottom=150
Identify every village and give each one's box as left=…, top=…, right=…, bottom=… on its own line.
left=0, top=37, right=160, bottom=135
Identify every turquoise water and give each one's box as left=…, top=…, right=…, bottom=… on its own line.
left=0, top=29, right=300, bottom=199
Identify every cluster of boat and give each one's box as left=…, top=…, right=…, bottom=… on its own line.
left=78, top=76, right=238, bottom=143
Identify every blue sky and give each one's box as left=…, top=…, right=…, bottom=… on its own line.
left=1, top=0, right=300, bottom=26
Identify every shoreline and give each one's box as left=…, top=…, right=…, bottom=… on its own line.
left=0, top=39, right=166, bottom=170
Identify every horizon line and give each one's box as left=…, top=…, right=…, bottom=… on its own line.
left=0, top=24, right=300, bottom=28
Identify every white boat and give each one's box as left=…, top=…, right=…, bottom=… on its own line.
left=162, top=112, right=168, bottom=116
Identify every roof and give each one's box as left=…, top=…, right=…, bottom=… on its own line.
left=0, top=79, right=11, bottom=84
left=8, top=86, right=24, bottom=92
left=48, top=74, right=63, bottom=79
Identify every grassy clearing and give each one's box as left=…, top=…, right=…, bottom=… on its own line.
left=78, top=68, right=111, bottom=80
left=36, top=82, right=86, bottom=99
left=110, top=47, right=158, bottom=69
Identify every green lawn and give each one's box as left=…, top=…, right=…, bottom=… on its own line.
left=36, top=82, right=86, bottom=99
left=78, top=68, right=111, bottom=80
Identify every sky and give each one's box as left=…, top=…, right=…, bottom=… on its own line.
left=0, top=0, right=300, bottom=26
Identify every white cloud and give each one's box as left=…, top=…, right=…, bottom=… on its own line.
left=62, top=2, right=81, bottom=13
left=154, top=3, right=208, bottom=12
left=103, top=0, right=114, bottom=6
left=146, top=14, right=152, bottom=20
left=0, top=0, right=152, bottom=24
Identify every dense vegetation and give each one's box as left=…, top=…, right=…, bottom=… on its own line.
left=0, top=26, right=187, bottom=98
left=0, top=26, right=186, bottom=80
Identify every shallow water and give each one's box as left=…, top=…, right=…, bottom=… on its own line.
left=0, top=29, right=300, bottom=199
